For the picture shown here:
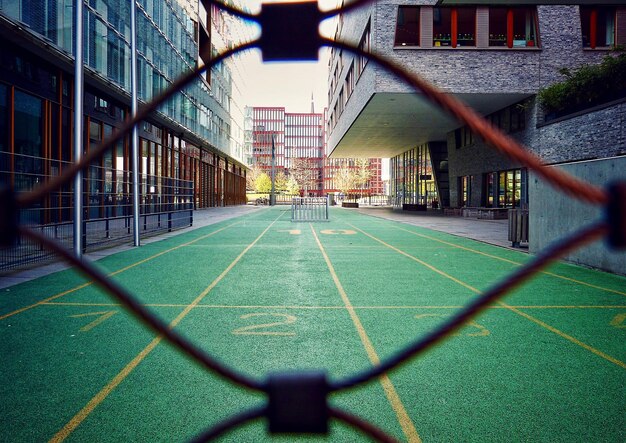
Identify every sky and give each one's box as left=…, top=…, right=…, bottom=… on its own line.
left=234, top=0, right=338, bottom=114
left=238, top=50, right=331, bottom=114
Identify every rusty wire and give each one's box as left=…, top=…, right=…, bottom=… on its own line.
left=5, top=0, right=625, bottom=441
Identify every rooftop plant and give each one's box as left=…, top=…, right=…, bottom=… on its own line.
left=538, top=48, right=626, bottom=119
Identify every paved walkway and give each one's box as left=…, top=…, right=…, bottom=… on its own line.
left=0, top=205, right=264, bottom=289
left=0, top=204, right=522, bottom=288
left=353, top=206, right=519, bottom=250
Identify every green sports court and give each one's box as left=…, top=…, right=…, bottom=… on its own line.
left=1, top=206, right=624, bottom=442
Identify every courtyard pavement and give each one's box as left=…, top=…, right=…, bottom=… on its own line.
left=353, top=206, right=515, bottom=250
left=0, top=204, right=519, bottom=289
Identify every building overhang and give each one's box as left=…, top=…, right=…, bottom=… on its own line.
left=328, top=92, right=532, bottom=159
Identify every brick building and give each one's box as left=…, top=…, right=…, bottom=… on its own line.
left=327, top=2, right=625, bottom=208
left=326, top=1, right=626, bottom=272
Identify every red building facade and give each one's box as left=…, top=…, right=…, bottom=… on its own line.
left=250, top=106, right=384, bottom=196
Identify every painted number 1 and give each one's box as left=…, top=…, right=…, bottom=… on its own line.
left=69, top=310, right=118, bottom=332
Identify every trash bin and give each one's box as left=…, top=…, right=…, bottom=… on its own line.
left=508, top=209, right=529, bottom=247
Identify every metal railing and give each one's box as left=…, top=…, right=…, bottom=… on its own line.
left=1, top=152, right=193, bottom=270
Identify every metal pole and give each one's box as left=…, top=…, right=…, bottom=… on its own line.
left=270, top=134, right=276, bottom=206
left=73, top=0, right=84, bottom=258
left=130, top=0, right=140, bottom=246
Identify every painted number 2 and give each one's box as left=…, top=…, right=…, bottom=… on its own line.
left=232, top=313, right=297, bottom=336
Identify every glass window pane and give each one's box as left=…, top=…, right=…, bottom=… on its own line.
left=0, top=84, right=8, bottom=186
left=581, top=8, right=592, bottom=47
left=395, top=6, right=420, bottom=46
left=433, top=8, right=452, bottom=46
left=14, top=90, right=44, bottom=192
left=489, top=7, right=508, bottom=46
left=0, top=84, right=7, bottom=154
left=597, top=8, right=615, bottom=47
left=457, top=8, right=476, bottom=47
left=513, top=7, right=537, bottom=47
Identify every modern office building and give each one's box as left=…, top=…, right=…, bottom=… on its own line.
left=247, top=106, right=287, bottom=173
left=327, top=2, right=626, bottom=272
left=248, top=105, right=385, bottom=197
left=247, top=106, right=323, bottom=195
left=0, top=0, right=248, bottom=267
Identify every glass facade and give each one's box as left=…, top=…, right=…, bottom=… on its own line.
left=391, top=144, right=438, bottom=208
left=0, top=0, right=234, bottom=156
left=0, top=1, right=247, bottom=262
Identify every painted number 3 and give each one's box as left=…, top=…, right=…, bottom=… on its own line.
left=232, top=313, right=297, bottom=336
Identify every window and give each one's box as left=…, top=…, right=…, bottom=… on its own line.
left=0, top=84, right=8, bottom=184
left=395, top=6, right=420, bottom=46
left=581, top=6, right=615, bottom=49
left=459, top=175, right=471, bottom=207
left=454, top=127, right=473, bottom=149
left=489, top=7, right=538, bottom=48
left=433, top=7, right=475, bottom=48
left=433, top=8, right=452, bottom=46
left=496, top=169, right=522, bottom=208
left=345, top=62, right=355, bottom=99
left=357, top=21, right=371, bottom=76
left=484, top=173, right=494, bottom=207
left=509, top=105, right=526, bottom=133
left=14, top=90, right=44, bottom=192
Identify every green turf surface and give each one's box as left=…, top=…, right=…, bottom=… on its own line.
left=1, top=206, right=624, bottom=442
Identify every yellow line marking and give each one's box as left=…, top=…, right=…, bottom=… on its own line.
left=231, top=313, right=297, bottom=336
left=49, top=214, right=282, bottom=442
left=349, top=223, right=626, bottom=370
left=0, top=283, right=93, bottom=321
left=396, top=226, right=626, bottom=297
left=69, top=311, right=118, bottom=332
left=0, top=222, right=239, bottom=321
left=49, top=336, right=164, bottom=443
left=43, top=302, right=626, bottom=310
left=311, top=225, right=421, bottom=443
left=610, top=313, right=626, bottom=329
left=504, top=304, right=626, bottom=369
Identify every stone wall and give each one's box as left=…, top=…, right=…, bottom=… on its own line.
left=447, top=98, right=626, bottom=207
left=533, top=100, right=626, bottom=163
left=373, top=3, right=605, bottom=94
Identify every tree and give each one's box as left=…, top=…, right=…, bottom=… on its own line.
left=246, top=165, right=263, bottom=192
left=274, top=170, right=288, bottom=193
left=289, top=158, right=319, bottom=194
left=286, top=176, right=300, bottom=195
left=355, top=158, right=373, bottom=198
left=255, top=172, right=272, bottom=193
left=332, top=162, right=358, bottom=198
